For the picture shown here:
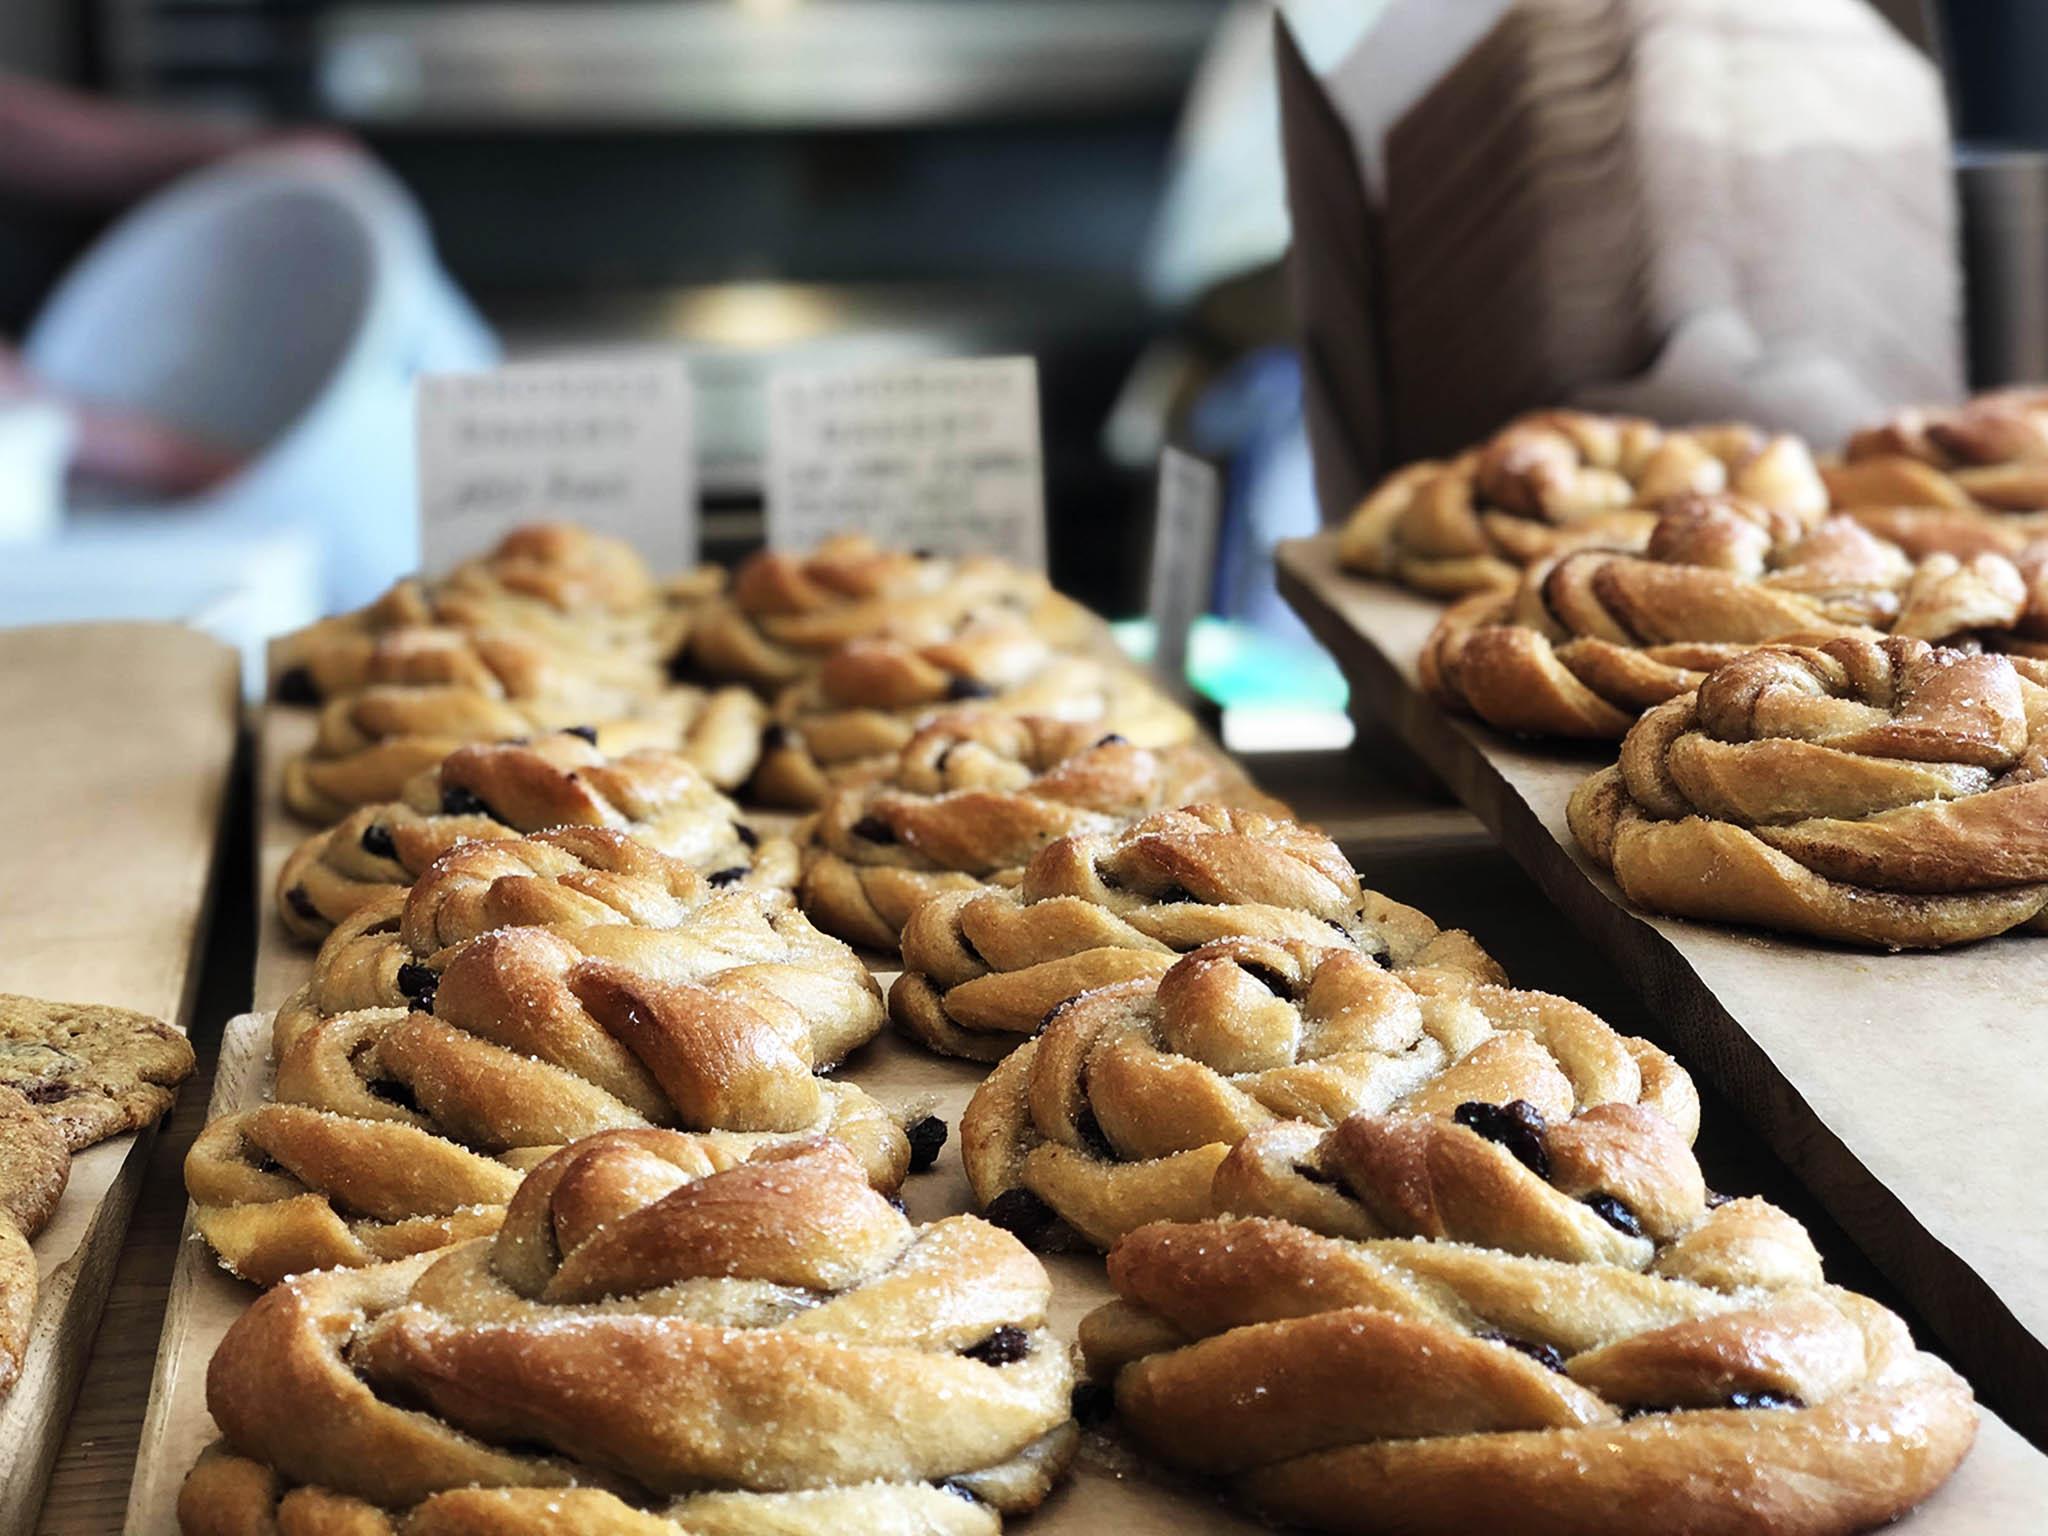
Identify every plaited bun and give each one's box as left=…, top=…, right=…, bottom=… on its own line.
left=798, top=712, right=1281, bottom=951
left=1570, top=635, right=2048, bottom=947
left=277, top=730, right=796, bottom=941
left=180, top=1137, right=1076, bottom=1534
left=1339, top=414, right=1827, bottom=596
left=891, top=805, right=1501, bottom=1060
left=957, top=936, right=1695, bottom=1252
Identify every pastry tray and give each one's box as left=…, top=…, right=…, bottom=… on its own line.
left=0, top=624, right=237, bottom=1532
left=1278, top=531, right=2048, bottom=1442
left=125, top=675, right=2048, bottom=1530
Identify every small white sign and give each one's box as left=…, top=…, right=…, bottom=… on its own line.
left=765, top=356, right=1046, bottom=567
left=1147, top=446, right=1222, bottom=695
left=417, top=354, right=697, bottom=574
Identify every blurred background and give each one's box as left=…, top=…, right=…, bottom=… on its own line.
left=0, top=0, right=2022, bottom=721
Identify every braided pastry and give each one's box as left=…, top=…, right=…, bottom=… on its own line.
left=958, top=937, right=1696, bottom=1253
left=685, top=533, right=1096, bottom=690
left=1338, top=413, right=1828, bottom=596
left=1825, top=388, right=2048, bottom=514
left=277, top=730, right=797, bottom=942
left=1569, top=635, right=2048, bottom=948
left=275, top=824, right=881, bottom=1059
left=798, top=711, right=1281, bottom=951
left=271, top=623, right=665, bottom=707
left=748, top=622, right=1197, bottom=808
left=891, top=804, right=1503, bottom=1060
left=180, top=1137, right=1077, bottom=1534
left=274, top=524, right=707, bottom=700
left=1422, top=496, right=2031, bottom=739
left=280, top=681, right=766, bottom=823
left=1078, top=1207, right=1974, bottom=1535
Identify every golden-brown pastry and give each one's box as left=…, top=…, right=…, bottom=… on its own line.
left=797, top=712, right=1282, bottom=951
left=683, top=533, right=1097, bottom=691
left=0, top=994, right=195, bottom=1152
left=959, top=937, right=1695, bottom=1253
left=180, top=1136, right=1077, bottom=1535
left=277, top=730, right=798, bottom=942
left=0, top=1085, right=71, bottom=1400
left=280, top=681, right=766, bottom=823
left=1827, top=388, right=2048, bottom=513
left=747, top=621, right=1197, bottom=808
left=1339, top=413, right=1828, bottom=596
left=1422, top=496, right=2030, bottom=739
left=1569, top=636, right=2048, bottom=948
left=271, top=622, right=666, bottom=707
left=197, top=828, right=903, bottom=1285
left=1079, top=1205, right=1975, bottom=1535
left=273, top=523, right=710, bottom=699
left=891, top=804, right=1502, bottom=1060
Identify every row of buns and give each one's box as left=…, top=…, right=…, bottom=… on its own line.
left=1337, top=392, right=2048, bottom=950
left=168, top=521, right=1977, bottom=1534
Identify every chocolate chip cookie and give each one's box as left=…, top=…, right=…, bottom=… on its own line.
left=0, top=995, right=196, bottom=1152
left=0, top=1084, right=69, bottom=1398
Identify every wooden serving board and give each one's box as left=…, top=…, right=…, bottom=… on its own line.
left=0, top=623, right=237, bottom=1534
left=1278, top=532, right=2048, bottom=1441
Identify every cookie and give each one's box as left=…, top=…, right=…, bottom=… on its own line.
left=0, top=995, right=196, bottom=1152
left=0, top=1085, right=66, bottom=1401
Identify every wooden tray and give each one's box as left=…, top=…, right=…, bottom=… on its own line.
left=0, top=623, right=237, bottom=1534
left=1278, top=531, right=2048, bottom=1442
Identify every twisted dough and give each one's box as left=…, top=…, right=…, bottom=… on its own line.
left=280, top=681, right=766, bottom=824
left=685, top=533, right=1096, bottom=690
left=748, top=622, right=1196, bottom=808
left=181, top=1137, right=1076, bottom=1535
left=1338, top=413, right=1827, bottom=596
left=1079, top=1212, right=1975, bottom=1535
left=957, top=936, right=1696, bottom=1252
left=798, top=711, right=1280, bottom=951
left=1422, top=496, right=2032, bottom=739
left=277, top=730, right=797, bottom=941
left=273, top=524, right=715, bottom=701
left=1215, top=1103, right=1814, bottom=1286
left=1825, top=388, right=2048, bottom=513
left=202, top=829, right=900, bottom=1284
left=1569, top=635, right=2048, bottom=948
left=891, top=804, right=1502, bottom=1060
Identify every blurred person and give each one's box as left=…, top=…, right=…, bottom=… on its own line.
left=0, top=74, right=350, bottom=497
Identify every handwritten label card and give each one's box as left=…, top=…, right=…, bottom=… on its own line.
left=417, top=354, right=697, bottom=574
left=1147, top=446, right=1222, bottom=695
left=765, top=356, right=1046, bottom=567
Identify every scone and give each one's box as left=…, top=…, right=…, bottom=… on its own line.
left=1569, top=636, right=2048, bottom=947
left=0, top=1086, right=71, bottom=1399
left=0, top=994, right=195, bottom=1151
left=797, top=711, right=1282, bottom=952
left=890, top=804, right=1502, bottom=1060
left=958, top=937, right=1696, bottom=1252
left=1078, top=1102, right=1976, bottom=1535
left=180, top=1135, right=1077, bottom=1535
left=277, top=729, right=797, bottom=941
left=1339, top=413, right=1827, bottom=596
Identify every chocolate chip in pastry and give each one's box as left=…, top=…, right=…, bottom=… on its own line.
left=0, top=994, right=195, bottom=1152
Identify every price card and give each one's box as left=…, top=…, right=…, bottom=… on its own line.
left=1147, top=446, right=1222, bottom=696
left=765, top=356, right=1046, bottom=567
left=417, top=354, right=697, bottom=573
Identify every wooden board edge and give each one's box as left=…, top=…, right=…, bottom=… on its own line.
left=1274, top=536, right=2048, bottom=1441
